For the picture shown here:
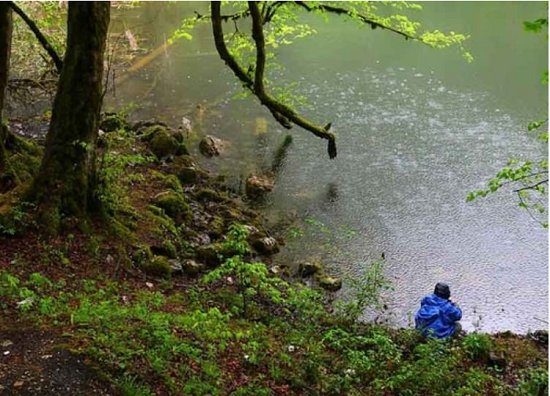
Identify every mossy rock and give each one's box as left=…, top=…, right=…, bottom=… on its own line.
left=154, top=191, right=191, bottom=221
left=270, top=265, right=291, bottom=278
left=173, top=131, right=185, bottom=143
left=140, top=125, right=168, bottom=142
left=182, top=259, right=204, bottom=277
left=132, top=245, right=153, bottom=265
left=141, top=256, right=172, bottom=278
left=246, top=174, right=274, bottom=200
left=250, top=236, right=280, bottom=255
left=163, top=175, right=183, bottom=193
left=100, top=112, right=130, bottom=132
left=170, top=155, right=205, bottom=184
left=299, top=261, right=323, bottom=277
left=195, top=243, right=224, bottom=268
left=115, top=245, right=133, bottom=270
left=195, top=188, right=226, bottom=203
left=208, top=216, right=225, bottom=239
left=133, top=120, right=169, bottom=134
left=150, top=240, right=178, bottom=259
left=199, top=135, right=225, bottom=157
left=318, top=275, right=342, bottom=292
left=149, top=130, right=181, bottom=160
left=218, top=206, right=245, bottom=222
left=178, top=167, right=199, bottom=184
left=0, top=133, right=42, bottom=190
left=172, top=155, right=196, bottom=169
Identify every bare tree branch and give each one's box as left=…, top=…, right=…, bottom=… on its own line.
left=9, top=1, right=63, bottom=72
left=514, top=179, right=548, bottom=192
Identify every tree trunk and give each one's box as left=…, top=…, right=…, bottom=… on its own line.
left=29, top=2, right=110, bottom=230
left=0, top=2, right=12, bottom=152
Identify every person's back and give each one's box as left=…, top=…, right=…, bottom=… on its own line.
left=415, top=283, right=462, bottom=339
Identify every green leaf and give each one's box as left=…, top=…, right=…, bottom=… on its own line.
left=523, top=18, right=548, bottom=33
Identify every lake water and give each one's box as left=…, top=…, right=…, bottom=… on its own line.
left=108, top=2, right=548, bottom=333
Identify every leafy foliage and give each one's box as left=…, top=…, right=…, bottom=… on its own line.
left=10, top=2, right=66, bottom=81
left=468, top=16, right=548, bottom=228
left=336, top=260, right=393, bottom=322
left=203, top=224, right=289, bottom=316
left=0, top=267, right=546, bottom=395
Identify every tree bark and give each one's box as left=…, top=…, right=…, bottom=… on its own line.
left=29, top=2, right=109, bottom=229
left=0, top=2, right=12, bottom=147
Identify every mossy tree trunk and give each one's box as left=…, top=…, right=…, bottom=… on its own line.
left=0, top=2, right=13, bottom=158
left=29, top=2, right=110, bottom=230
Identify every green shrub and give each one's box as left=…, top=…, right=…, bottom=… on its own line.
left=519, top=367, right=548, bottom=396
left=462, top=333, right=492, bottom=361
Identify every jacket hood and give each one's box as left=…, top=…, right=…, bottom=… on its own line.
left=422, top=294, right=449, bottom=306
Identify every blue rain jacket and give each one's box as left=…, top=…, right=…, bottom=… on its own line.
left=415, top=294, right=462, bottom=339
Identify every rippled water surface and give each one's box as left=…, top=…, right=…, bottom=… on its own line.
left=109, top=2, right=548, bottom=333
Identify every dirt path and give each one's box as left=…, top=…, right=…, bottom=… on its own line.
left=0, top=328, right=116, bottom=396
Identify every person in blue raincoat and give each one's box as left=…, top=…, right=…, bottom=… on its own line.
left=415, top=282, right=462, bottom=339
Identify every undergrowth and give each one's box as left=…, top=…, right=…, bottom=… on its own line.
left=0, top=226, right=547, bottom=395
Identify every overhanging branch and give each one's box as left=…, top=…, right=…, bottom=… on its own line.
left=292, top=1, right=419, bottom=42
left=9, top=1, right=63, bottom=72
left=514, top=179, right=548, bottom=193
left=211, top=1, right=337, bottom=159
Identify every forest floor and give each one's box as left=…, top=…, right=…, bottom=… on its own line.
left=0, top=114, right=547, bottom=395
left=0, top=326, right=116, bottom=396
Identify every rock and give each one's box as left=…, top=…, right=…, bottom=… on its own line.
left=178, top=167, right=199, bottom=184
left=199, top=135, right=225, bottom=157
left=0, top=340, right=13, bottom=348
left=142, top=256, right=171, bottom=278
left=172, top=130, right=185, bottom=143
left=195, top=244, right=222, bottom=268
left=180, top=116, right=192, bottom=133
left=100, top=112, right=129, bottom=132
left=172, top=155, right=196, bottom=168
left=133, top=120, right=168, bottom=135
left=151, top=242, right=177, bottom=259
left=171, top=155, right=203, bottom=184
left=182, top=260, right=203, bottom=276
left=488, top=351, right=507, bottom=370
left=219, top=206, right=245, bottom=222
left=140, top=124, right=169, bottom=142
left=139, top=124, right=188, bottom=159
left=163, top=174, right=183, bottom=192
left=251, top=236, right=280, bottom=255
left=195, top=188, right=226, bottom=203
left=270, top=265, right=282, bottom=275
left=530, top=330, right=548, bottom=346
left=299, top=262, right=322, bottom=277
left=246, top=174, right=274, bottom=200
left=168, top=259, right=183, bottom=274
left=188, top=232, right=211, bottom=246
left=149, top=129, right=181, bottom=159
left=208, top=216, right=225, bottom=239
left=154, top=191, right=191, bottom=221
left=318, top=275, right=342, bottom=292
left=270, top=265, right=290, bottom=277
left=132, top=245, right=152, bottom=265
left=243, top=225, right=260, bottom=236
